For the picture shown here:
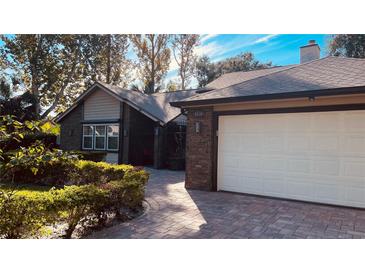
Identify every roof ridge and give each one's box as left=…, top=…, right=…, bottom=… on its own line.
left=327, top=55, right=365, bottom=61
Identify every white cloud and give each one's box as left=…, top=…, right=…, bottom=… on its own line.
left=200, top=34, right=219, bottom=44
left=194, top=41, right=223, bottom=57
left=252, top=34, right=278, bottom=44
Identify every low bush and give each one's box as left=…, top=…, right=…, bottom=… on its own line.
left=1, top=150, right=133, bottom=186
left=73, top=151, right=107, bottom=162
left=0, top=169, right=149, bottom=239
left=0, top=189, right=58, bottom=239
left=1, top=143, right=78, bottom=185
left=72, top=160, right=133, bottom=185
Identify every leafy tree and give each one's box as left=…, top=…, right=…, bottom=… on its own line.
left=328, top=34, right=365, bottom=58
left=195, top=52, right=272, bottom=88
left=0, top=79, right=38, bottom=121
left=172, top=34, right=200, bottom=90
left=0, top=35, right=84, bottom=118
left=130, top=34, right=171, bottom=94
left=166, top=80, right=179, bottom=92
left=81, top=35, right=132, bottom=87
left=195, top=55, right=219, bottom=88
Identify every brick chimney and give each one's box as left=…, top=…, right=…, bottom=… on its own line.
left=300, top=40, right=320, bottom=64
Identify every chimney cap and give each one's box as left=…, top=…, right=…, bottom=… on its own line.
left=308, top=39, right=316, bottom=45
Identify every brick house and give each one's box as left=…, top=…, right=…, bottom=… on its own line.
left=171, top=40, right=365, bottom=208
left=56, top=82, right=200, bottom=168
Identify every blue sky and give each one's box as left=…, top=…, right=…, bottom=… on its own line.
left=1, top=34, right=330, bottom=89
left=166, top=34, right=329, bottom=86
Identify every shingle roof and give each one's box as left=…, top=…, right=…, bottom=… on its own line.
left=100, top=82, right=198, bottom=124
left=173, top=57, right=365, bottom=106
left=206, top=65, right=295, bottom=89
left=56, top=81, right=199, bottom=125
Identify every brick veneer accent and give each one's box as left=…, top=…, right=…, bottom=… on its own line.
left=185, top=107, right=214, bottom=190
left=60, top=104, right=83, bottom=151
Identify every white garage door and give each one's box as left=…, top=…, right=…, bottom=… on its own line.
left=217, top=110, right=365, bottom=208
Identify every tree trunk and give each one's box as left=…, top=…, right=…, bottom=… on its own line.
left=31, top=34, right=45, bottom=118
left=106, top=35, right=111, bottom=83
left=150, top=35, right=155, bottom=94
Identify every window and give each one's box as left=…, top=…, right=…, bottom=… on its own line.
left=82, top=124, right=119, bottom=151
left=94, top=125, right=106, bottom=150
left=107, top=125, right=119, bottom=150
left=82, top=125, right=93, bottom=149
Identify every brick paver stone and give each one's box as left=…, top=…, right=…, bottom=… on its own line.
left=88, top=168, right=365, bottom=239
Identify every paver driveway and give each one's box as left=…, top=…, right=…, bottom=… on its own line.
left=88, top=168, right=365, bottom=239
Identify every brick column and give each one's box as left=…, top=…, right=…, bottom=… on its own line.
left=185, top=107, right=214, bottom=191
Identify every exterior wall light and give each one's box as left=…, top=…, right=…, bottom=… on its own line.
left=123, top=129, right=128, bottom=137
left=308, top=96, right=315, bottom=102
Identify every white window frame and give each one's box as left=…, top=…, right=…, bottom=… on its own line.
left=82, top=123, right=119, bottom=151
left=94, top=125, right=106, bottom=151
left=82, top=125, right=94, bottom=150
left=107, top=125, right=119, bottom=151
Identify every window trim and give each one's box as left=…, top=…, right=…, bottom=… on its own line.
left=82, top=125, right=94, bottom=150
left=94, top=125, right=106, bottom=151
left=82, top=124, right=119, bottom=151
left=106, top=125, right=119, bottom=151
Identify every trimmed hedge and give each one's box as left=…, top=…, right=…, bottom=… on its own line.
left=1, top=158, right=133, bottom=186
left=0, top=189, right=58, bottom=239
left=0, top=169, right=149, bottom=239
left=72, top=160, right=133, bottom=185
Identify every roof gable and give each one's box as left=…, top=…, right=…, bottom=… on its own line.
left=56, top=82, right=198, bottom=125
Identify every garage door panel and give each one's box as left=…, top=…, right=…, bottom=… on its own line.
left=218, top=110, right=365, bottom=208
left=346, top=187, right=365, bottom=205
left=220, top=153, right=240, bottom=169
left=311, top=135, right=340, bottom=153
left=287, top=113, right=311, bottom=132
left=287, top=135, right=311, bottom=153
left=263, top=135, right=286, bottom=153
left=241, top=134, right=263, bottom=153
left=343, top=136, right=365, bottom=156
left=262, top=178, right=287, bottom=196
left=239, top=156, right=262, bottom=170
left=262, top=157, right=287, bottom=171
left=286, top=180, right=315, bottom=200
left=221, top=133, right=241, bottom=152
left=313, top=159, right=340, bottom=176
left=344, top=112, right=365, bottom=132
left=312, top=112, right=340, bottom=132
left=343, top=161, right=365, bottom=177
left=288, top=158, right=311, bottom=173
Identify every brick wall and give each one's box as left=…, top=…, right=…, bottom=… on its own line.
left=185, top=107, right=214, bottom=190
left=59, top=104, right=83, bottom=151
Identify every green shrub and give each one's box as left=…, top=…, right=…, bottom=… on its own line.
left=73, top=160, right=133, bottom=185
left=2, top=144, right=78, bottom=185
left=0, top=168, right=149, bottom=239
left=0, top=132, right=57, bottom=151
left=51, top=185, right=110, bottom=238
left=73, top=151, right=107, bottom=162
left=0, top=189, right=58, bottom=239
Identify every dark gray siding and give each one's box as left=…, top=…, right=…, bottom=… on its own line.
left=60, top=104, right=83, bottom=151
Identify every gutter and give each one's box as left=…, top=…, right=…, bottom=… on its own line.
left=170, top=86, right=365, bottom=108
